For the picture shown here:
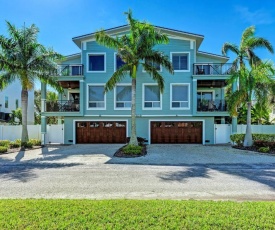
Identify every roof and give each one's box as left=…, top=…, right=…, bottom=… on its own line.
left=197, top=51, right=229, bottom=61
left=72, top=24, right=204, bottom=49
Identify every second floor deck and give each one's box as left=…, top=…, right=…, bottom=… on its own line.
left=193, top=63, right=235, bottom=76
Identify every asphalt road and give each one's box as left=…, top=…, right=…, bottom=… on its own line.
left=0, top=144, right=274, bottom=200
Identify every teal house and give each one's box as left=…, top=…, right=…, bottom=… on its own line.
left=41, top=25, right=236, bottom=145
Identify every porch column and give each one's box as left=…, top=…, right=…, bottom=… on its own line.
left=231, top=80, right=238, bottom=134
left=79, top=80, right=84, bottom=114
left=41, top=82, right=47, bottom=145
left=41, top=115, right=47, bottom=145
left=192, top=79, right=197, bottom=115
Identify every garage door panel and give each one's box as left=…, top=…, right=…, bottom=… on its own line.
left=151, top=121, right=202, bottom=144
left=76, top=121, right=126, bottom=144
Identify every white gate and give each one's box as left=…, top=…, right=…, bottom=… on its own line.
left=45, top=124, right=64, bottom=144
left=214, top=124, right=232, bottom=144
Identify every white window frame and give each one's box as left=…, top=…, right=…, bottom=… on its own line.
left=197, top=90, right=215, bottom=101
left=142, top=83, right=162, bottom=110
left=86, top=84, right=106, bottom=110
left=114, top=83, right=131, bottom=110
left=170, top=83, right=190, bottom=110
left=86, top=52, right=106, bottom=73
left=170, top=52, right=190, bottom=72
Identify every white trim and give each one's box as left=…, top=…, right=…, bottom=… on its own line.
left=142, top=115, right=192, bottom=117
left=170, top=52, right=190, bottom=72
left=148, top=119, right=205, bottom=144
left=86, top=52, right=106, bottom=73
left=73, top=119, right=128, bottom=144
left=142, top=83, right=162, bottom=110
left=114, top=83, right=131, bottom=110
left=190, top=41, right=194, bottom=49
left=170, top=83, right=190, bottom=110
left=83, top=42, right=86, bottom=50
left=86, top=83, right=106, bottom=110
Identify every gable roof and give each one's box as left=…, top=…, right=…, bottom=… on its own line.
left=197, top=51, right=229, bottom=61
left=72, top=24, right=204, bottom=49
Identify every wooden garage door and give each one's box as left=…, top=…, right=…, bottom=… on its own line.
left=76, top=121, right=126, bottom=143
left=151, top=121, right=202, bottom=144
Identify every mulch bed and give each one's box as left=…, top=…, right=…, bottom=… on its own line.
left=232, top=145, right=275, bottom=156
left=114, top=144, right=147, bottom=158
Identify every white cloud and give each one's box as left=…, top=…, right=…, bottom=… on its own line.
left=235, top=6, right=274, bottom=25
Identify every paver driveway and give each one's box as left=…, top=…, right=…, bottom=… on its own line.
left=0, top=144, right=274, bottom=200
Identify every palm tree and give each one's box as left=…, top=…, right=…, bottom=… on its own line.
left=222, top=26, right=273, bottom=69
left=227, top=62, right=275, bottom=146
left=0, top=21, right=63, bottom=145
left=95, top=10, right=173, bottom=146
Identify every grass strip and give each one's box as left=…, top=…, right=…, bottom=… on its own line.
left=0, top=199, right=275, bottom=229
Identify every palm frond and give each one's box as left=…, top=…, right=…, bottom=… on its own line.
left=246, top=37, right=274, bottom=54
left=142, top=62, right=165, bottom=92
left=104, top=63, right=130, bottom=92
left=95, top=30, right=122, bottom=50
left=221, top=42, right=239, bottom=56
left=0, top=72, right=16, bottom=90
left=240, top=26, right=255, bottom=47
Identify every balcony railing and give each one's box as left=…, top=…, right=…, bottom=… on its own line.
left=197, top=99, right=227, bottom=112
left=53, top=64, right=83, bottom=76
left=45, top=100, right=80, bottom=112
left=193, top=63, right=235, bottom=75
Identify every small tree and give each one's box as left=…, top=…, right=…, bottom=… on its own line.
left=227, top=62, right=275, bottom=146
left=95, top=10, right=173, bottom=146
left=0, top=22, right=63, bottom=145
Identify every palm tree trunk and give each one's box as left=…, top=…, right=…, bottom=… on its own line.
left=129, top=67, right=138, bottom=146
left=243, top=101, right=253, bottom=147
left=21, top=89, right=29, bottom=144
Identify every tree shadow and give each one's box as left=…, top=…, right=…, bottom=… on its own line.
left=158, top=166, right=210, bottom=182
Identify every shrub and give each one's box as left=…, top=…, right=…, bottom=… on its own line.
left=230, top=134, right=275, bottom=146
left=258, top=147, right=270, bottom=153
left=0, top=146, right=8, bottom=153
left=254, top=140, right=275, bottom=149
left=21, top=141, right=33, bottom=149
left=122, top=145, right=143, bottom=155
left=0, top=140, right=11, bottom=147
left=29, top=139, right=41, bottom=146
left=9, top=141, right=21, bottom=149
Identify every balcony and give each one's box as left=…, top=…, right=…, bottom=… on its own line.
left=54, top=64, right=83, bottom=76
left=45, top=100, right=80, bottom=112
left=193, top=63, right=235, bottom=75
left=197, top=99, right=227, bottom=112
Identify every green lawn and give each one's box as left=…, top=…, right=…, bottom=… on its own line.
left=0, top=200, right=275, bottom=229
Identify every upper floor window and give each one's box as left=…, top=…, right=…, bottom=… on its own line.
left=87, top=53, right=105, bottom=72
left=143, top=60, right=161, bottom=72
left=171, top=84, right=189, bottom=109
left=171, top=52, right=189, bottom=72
left=115, top=54, right=126, bottom=71
left=5, top=96, right=8, bottom=108
left=88, top=85, right=105, bottom=109
left=143, top=84, right=161, bottom=109
left=115, top=85, right=131, bottom=109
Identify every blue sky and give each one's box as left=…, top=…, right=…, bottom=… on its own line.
left=0, top=0, right=275, bottom=63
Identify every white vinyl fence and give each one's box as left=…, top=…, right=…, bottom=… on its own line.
left=0, top=125, right=64, bottom=144
left=215, top=124, right=275, bottom=144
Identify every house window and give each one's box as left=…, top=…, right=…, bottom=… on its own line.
left=88, top=53, right=105, bottom=72
left=115, top=54, right=126, bottom=71
left=171, top=84, right=189, bottom=109
left=144, top=60, right=161, bottom=71
left=143, top=85, right=161, bottom=109
left=15, top=99, right=19, bottom=109
left=88, top=85, right=105, bottom=109
left=115, top=85, right=131, bottom=109
left=5, top=96, right=8, bottom=108
left=171, top=53, right=189, bottom=71
left=71, top=65, right=82, bottom=75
